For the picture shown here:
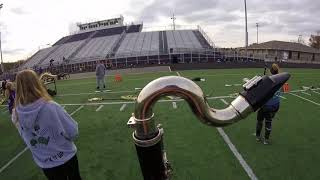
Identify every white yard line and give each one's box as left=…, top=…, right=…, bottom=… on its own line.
left=234, top=84, right=242, bottom=86
left=62, top=105, right=66, bottom=109
left=57, top=90, right=136, bottom=97
left=220, top=99, right=229, bottom=105
left=176, top=72, right=181, bottom=76
left=3, top=109, right=9, bottom=113
left=0, top=105, right=84, bottom=174
left=289, top=93, right=320, bottom=106
left=216, top=128, right=258, bottom=180
left=60, top=95, right=234, bottom=106
left=120, top=104, right=127, bottom=111
left=0, top=87, right=316, bottom=109
left=219, top=96, right=259, bottom=180
left=172, top=102, right=177, bottom=109
left=70, top=105, right=84, bottom=116
left=207, top=96, right=233, bottom=100
left=312, top=91, right=320, bottom=95
left=301, top=92, right=311, bottom=96
left=287, top=88, right=320, bottom=93
left=62, top=101, right=134, bottom=106
left=95, top=105, right=104, bottom=112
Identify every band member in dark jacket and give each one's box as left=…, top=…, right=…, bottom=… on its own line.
left=256, top=63, right=282, bottom=145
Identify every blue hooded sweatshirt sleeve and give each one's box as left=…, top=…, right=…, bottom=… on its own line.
left=14, top=99, right=78, bottom=168
left=264, top=90, right=281, bottom=110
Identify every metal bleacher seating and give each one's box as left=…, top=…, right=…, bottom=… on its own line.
left=41, top=41, right=84, bottom=66
left=74, top=35, right=120, bottom=60
left=20, top=23, right=213, bottom=70
left=116, top=31, right=160, bottom=57
left=167, top=30, right=203, bottom=50
left=22, top=47, right=55, bottom=69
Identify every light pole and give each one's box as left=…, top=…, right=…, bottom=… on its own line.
left=256, top=23, right=259, bottom=44
left=244, top=0, right=248, bottom=61
left=171, top=13, right=176, bottom=31
left=0, top=3, right=4, bottom=74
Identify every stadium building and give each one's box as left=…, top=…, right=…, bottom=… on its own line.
left=19, top=16, right=220, bottom=73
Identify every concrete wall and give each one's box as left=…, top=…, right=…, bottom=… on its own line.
left=170, top=61, right=320, bottom=71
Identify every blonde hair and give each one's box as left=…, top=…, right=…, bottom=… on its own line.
left=270, top=63, right=280, bottom=75
left=15, top=70, right=52, bottom=106
left=5, top=82, right=14, bottom=99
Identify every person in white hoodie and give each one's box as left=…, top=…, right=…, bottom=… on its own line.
left=12, top=70, right=81, bottom=180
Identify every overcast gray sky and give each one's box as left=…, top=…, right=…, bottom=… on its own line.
left=1, top=0, right=319, bottom=62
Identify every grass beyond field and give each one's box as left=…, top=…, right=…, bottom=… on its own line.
left=0, top=68, right=320, bottom=180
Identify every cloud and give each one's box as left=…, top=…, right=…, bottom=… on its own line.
left=4, top=0, right=320, bottom=62
left=133, top=0, right=319, bottom=38
left=134, top=0, right=220, bottom=23
left=3, top=48, right=25, bottom=55
left=10, top=7, right=28, bottom=15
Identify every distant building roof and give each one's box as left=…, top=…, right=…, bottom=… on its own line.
left=244, top=41, right=320, bottom=54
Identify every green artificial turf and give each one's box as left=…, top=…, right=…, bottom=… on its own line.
left=0, top=68, right=320, bottom=180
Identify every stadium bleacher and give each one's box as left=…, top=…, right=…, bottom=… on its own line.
left=21, top=47, right=55, bottom=69
left=64, top=31, right=94, bottom=44
left=20, top=22, right=215, bottom=72
left=74, top=35, right=120, bottom=60
left=126, top=24, right=142, bottom=33
left=93, top=26, right=126, bottom=38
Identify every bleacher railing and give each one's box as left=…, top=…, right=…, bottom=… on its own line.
left=197, top=26, right=215, bottom=48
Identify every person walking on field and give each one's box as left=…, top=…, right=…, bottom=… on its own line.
left=95, top=60, right=106, bottom=90
left=255, top=63, right=282, bottom=145
left=12, top=70, right=81, bottom=180
left=4, top=82, right=15, bottom=114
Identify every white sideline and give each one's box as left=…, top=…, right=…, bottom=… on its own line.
left=120, top=104, right=127, bottom=111
left=95, top=105, right=104, bottom=112
left=172, top=102, right=177, bottom=109
left=289, top=93, right=320, bottom=106
left=218, top=99, right=258, bottom=180
left=0, top=105, right=84, bottom=174
left=176, top=72, right=181, bottom=76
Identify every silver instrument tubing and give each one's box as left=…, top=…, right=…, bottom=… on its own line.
left=132, top=76, right=253, bottom=139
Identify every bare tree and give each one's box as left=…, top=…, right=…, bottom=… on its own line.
left=309, top=32, right=320, bottom=49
